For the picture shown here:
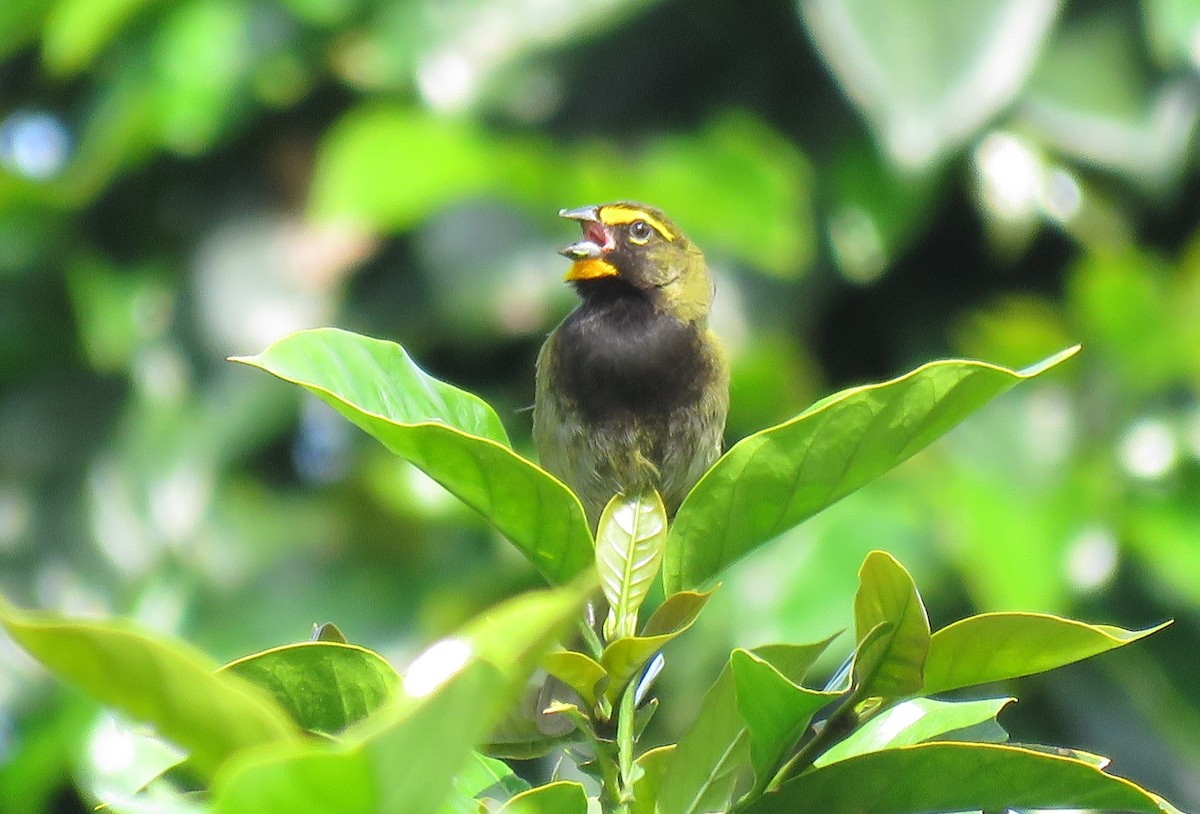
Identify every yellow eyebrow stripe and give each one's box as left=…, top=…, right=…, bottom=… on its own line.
left=599, top=206, right=675, bottom=241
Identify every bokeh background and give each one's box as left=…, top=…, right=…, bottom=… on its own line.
left=2, top=0, right=1200, bottom=810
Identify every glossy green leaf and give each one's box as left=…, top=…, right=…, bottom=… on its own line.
left=799, top=0, right=1060, bottom=173
left=923, top=613, right=1170, bottom=695
left=213, top=583, right=586, bottom=814
left=631, top=745, right=674, bottom=814
left=657, top=639, right=837, bottom=814
left=212, top=661, right=504, bottom=814
left=232, top=328, right=593, bottom=584
left=742, top=741, right=1176, bottom=814
left=815, top=697, right=1013, bottom=766
left=494, top=781, right=588, bottom=814
left=0, top=597, right=298, bottom=780
left=730, top=649, right=841, bottom=781
left=452, top=752, right=525, bottom=802
left=664, top=347, right=1079, bottom=593
left=596, top=491, right=668, bottom=641
left=220, top=642, right=401, bottom=736
left=542, top=651, right=607, bottom=708
left=852, top=551, right=930, bottom=698
left=600, top=590, right=712, bottom=705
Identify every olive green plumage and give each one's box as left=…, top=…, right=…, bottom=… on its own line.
left=534, top=202, right=730, bottom=528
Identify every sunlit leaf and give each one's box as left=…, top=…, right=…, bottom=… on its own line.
left=220, top=642, right=401, bottom=736
left=800, top=0, right=1061, bottom=173
left=630, top=745, right=674, bottom=814
left=232, top=328, right=593, bottom=584
left=212, top=582, right=586, bottom=814
left=42, top=0, right=155, bottom=74
left=211, top=661, right=503, bottom=814
left=665, top=347, right=1080, bottom=593
left=600, top=590, right=712, bottom=705
left=730, top=649, right=840, bottom=782
left=815, top=697, right=1014, bottom=766
left=657, top=639, right=837, bottom=814
left=596, top=491, right=668, bottom=641
left=493, top=781, right=588, bottom=814
left=542, top=651, right=606, bottom=708
left=852, top=551, right=929, bottom=698
left=923, top=613, right=1170, bottom=695
left=0, top=596, right=299, bottom=780
left=453, top=752, right=525, bottom=802
left=741, top=741, right=1176, bottom=814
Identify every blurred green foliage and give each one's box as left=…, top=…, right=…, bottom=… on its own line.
left=1, top=0, right=1199, bottom=810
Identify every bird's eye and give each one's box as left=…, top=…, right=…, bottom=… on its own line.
left=628, top=220, right=653, bottom=244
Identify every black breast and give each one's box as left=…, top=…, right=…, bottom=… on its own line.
left=554, top=290, right=710, bottom=422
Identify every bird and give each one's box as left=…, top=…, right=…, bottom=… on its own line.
left=534, top=202, right=729, bottom=529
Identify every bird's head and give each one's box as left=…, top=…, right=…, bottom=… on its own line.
left=558, top=202, right=712, bottom=322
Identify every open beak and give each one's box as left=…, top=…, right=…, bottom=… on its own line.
left=558, top=205, right=618, bottom=280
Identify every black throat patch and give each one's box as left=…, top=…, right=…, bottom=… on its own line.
left=554, top=283, right=710, bottom=422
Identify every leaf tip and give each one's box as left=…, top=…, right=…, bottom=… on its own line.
left=1018, top=344, right=1081, bottom=377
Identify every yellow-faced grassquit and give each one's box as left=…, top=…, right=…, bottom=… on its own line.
left=534, top=202, right=730, bottom=528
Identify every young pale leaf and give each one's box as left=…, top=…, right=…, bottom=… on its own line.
left=740, top=741, right=1178, bottom=814
left=542, top=650, right=607, bottom=708
left=599, top=590, right=712, bottom=705
left=220, top=642, right=401, bottom=736
left=664, top=347, right=1080, bottom=593
left=814, top=697, right=1014, bottom=766
left=231, top=328, right=592, bottom=584
left=730, top=650, right=841, bottom=782
left=493, top=781, right=588, bottom=814
left=0, top=597, right=298, bottom=781
left=595, top=491, right=668, bottom=641
left=923, top=613, right=1170, bottom=695
left=657, top=638, right=838, bottom=814
left=852, top=551, right=930, bottom=698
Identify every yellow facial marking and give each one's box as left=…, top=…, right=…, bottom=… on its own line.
left=599, top=206, right=675, bottom=242
left=564, top=258, right=619, bottom=281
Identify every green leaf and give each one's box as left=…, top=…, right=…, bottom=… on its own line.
left=41, top=0, right=155, bottom=74
left=453, top=752, right=525, bottom=802
left=212, top=582, right=587, bottom=814
left=852, top=551, right=929, bottom=698
left=599, top=590, right=712, bottom=705
left=0, top=597, right=298, bottom=780
left=212, top=661, right=504, bottom=814
left=730, top=650, right=841, bottom=782
left=220, top=642, right=401, bottom=736
left=664, top=347, right=1079, bottom=593
left=923, top=613, right=1170, bottom=695
left=494, top=781, right=588, bottom=814
left=741, top=741, right=1177, bottom=814
left=0, top=0, right=52, bottom=61
left=657, top=639, right=837, bottom=814
left=543, top=651, right=607, bottom=709
left=799, top=0, right=1060, bottom=173
left=596, top=491, right=668, bottom=641
left=232, top=328, right=592, bottom=584
left=815, top=697, right=1014, bottom=766
left=630, top=745, right=675, bottom=814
